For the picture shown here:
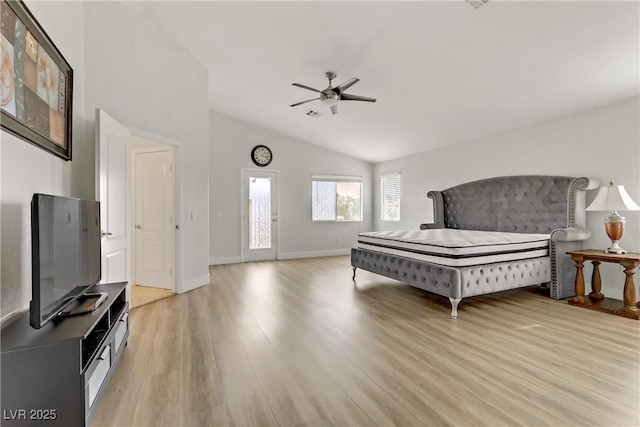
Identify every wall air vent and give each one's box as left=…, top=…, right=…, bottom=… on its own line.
left=306, top=110, right=322, bottom=118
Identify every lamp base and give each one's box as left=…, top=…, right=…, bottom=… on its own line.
left=604, top=212, right=626, bottom=254
left=605, top=244, right=627, bottom=255
left=605, top=250, right=627, bottom=254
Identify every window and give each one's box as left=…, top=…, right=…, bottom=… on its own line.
left=312, top=175, right=363, bottom=221
left=381, top=173, right=401, bottom=221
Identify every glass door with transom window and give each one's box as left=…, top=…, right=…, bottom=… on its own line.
left=242, top=170, right=277, bottom=262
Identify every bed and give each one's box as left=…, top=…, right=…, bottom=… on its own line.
left=351, top=175, right=598, bottom=318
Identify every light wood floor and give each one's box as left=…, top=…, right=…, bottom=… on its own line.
left=130, top=285, right=175, bottom=309
left=91, top=256, right=640, bottom=427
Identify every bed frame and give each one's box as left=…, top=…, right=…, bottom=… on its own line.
left=351, top=175, right=598, bottom=317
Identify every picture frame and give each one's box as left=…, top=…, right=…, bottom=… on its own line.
left=1, top=0, right=73, bottom=161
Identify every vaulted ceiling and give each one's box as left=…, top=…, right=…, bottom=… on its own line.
left=136, top=1, right=639, bottom=163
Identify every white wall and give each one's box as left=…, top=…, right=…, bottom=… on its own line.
left=373, top=97, right=640, bottom=300
left=84, top=2, right=210, bottom=291
left=1, top=1, right=87, bottom=324
left=210, top=112, right=373, bottom=264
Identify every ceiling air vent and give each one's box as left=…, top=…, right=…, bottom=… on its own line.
left=306, top=110, right=322, bottom=118
left=466, top=0, right=489, bottom=9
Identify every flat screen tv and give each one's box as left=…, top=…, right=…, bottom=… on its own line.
left=30, top=194, right=104, bottom=329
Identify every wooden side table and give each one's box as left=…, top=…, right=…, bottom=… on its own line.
left=567, top=249, right=640, bottom=320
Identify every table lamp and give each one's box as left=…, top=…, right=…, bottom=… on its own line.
left=586, top=180, right=640, bottom=254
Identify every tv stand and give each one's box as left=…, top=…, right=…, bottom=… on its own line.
left=58, top=292, right=109, bottom=317
left=1, top=282, right=129, bottom=427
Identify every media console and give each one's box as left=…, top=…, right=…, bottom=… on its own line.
left=1, top=282, right=129, bottom=426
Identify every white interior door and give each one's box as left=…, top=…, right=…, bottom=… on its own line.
left=96, top=109, right=131, bottom=287
left=133, top=148, right=175, bottom=290
left=243, top=170, right=277, bottom=262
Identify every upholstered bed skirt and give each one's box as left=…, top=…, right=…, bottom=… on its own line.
left=351, top=248, right=550, bottom=300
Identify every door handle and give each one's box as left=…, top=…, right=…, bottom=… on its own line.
left=135, top=224, right=143, bottom=229
left=101, top=230, right=112, bottom=237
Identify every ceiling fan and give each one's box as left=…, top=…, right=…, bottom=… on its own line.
left=290, top=71, right=377, bottom=115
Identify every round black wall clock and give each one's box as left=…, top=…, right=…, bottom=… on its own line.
left=251, top=145, right=273, bottom=167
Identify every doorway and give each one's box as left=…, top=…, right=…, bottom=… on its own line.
left=242, top=170, right=278, bottom=262
left=131, top=143, right=176, bottom=308
left=97, top=109, right=200, bottom=309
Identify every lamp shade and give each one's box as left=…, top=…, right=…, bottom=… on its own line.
left=586, top=181, right=640, bottom=212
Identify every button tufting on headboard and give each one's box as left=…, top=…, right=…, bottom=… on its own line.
left=440, top=176, right=574, bottom=234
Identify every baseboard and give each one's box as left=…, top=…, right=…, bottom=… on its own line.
left=278, top=248, right=351, bottom=260
left=209, top=249, right=351, bottom=265
left=209, top=256, right=242, bottom=266
left=180, top=273, right=210, bottom=293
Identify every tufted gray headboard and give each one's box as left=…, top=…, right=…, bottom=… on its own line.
left=420, top=175, right=599, bottom=299
left=422, top=176, right=593, bottom=233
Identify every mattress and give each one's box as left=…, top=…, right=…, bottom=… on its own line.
left=357, top=229, right=550, bottom=267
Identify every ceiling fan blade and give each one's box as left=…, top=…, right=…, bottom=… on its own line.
left=290, top=98, right=320, bottom=107
left=340, top=93, right=377, bottom=103
left=330, top=105, right=339, bottom=114
left=292, top=83, right=322, bottom=93
left=333, top=77, right=359, bottom=95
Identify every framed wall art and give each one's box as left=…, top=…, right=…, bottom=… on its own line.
left=1, top=0, right=73, bottom=160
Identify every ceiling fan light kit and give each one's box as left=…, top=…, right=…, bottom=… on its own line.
left=290, top=71, right=376, bottom=115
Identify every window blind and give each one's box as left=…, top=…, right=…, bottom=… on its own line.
left=381, top=173, right=401, bottom=221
